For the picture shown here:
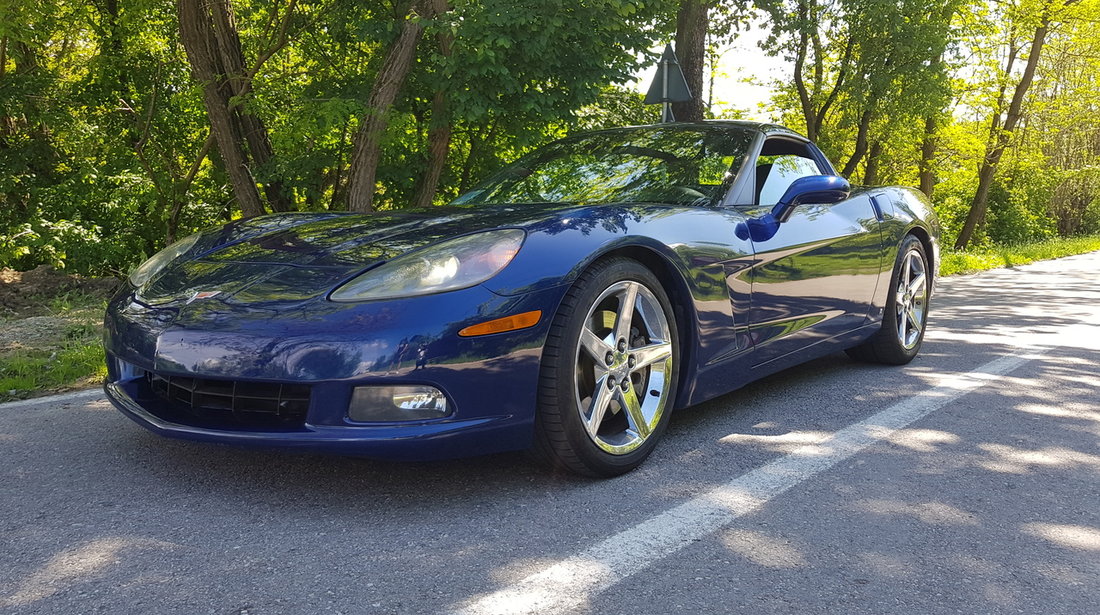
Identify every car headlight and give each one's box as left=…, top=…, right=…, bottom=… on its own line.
left=128, top=233, right=202, bottom=288
left=329, top=229, right=525, bottom=301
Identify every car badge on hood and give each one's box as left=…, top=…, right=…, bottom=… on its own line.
left=186, top=290, right=222, bottom=304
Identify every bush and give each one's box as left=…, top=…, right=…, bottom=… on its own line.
left=985, top=162, right=1058, bottom=244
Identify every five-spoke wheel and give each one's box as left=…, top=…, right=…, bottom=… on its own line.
left=895, top=246, right=928, bottom=350
left=533, top=258, right=678, bottom=476
left=575, top=280, right=674, bottom=455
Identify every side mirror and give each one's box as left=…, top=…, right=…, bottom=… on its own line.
left=771, top=175, right=850, bottom=222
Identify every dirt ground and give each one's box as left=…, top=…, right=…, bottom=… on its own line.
left=0, top=266, right=120, bottom=318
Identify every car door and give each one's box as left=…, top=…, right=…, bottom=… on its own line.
left=741, top=136, right=883, bottom=366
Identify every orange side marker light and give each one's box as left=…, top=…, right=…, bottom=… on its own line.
left=458, top=310, right=542, bottom=337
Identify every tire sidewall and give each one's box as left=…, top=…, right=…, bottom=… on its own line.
left=544, top=258, right=680, bottom=475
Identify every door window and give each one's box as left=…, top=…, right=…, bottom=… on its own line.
left=756, top=154, right=823, bottom=206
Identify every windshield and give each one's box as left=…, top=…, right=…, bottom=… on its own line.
left=451, top=125, right=755, bottom=207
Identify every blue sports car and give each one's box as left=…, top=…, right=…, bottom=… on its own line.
left=104, top=121, right=940, bottom=476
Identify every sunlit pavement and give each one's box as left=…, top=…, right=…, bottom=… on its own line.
left=2, top=253, right=1098, bottom=615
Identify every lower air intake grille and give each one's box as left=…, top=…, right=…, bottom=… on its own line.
left=146, top=372, right=309, bottom=429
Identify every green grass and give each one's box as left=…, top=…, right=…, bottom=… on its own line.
left=0, top=342, right=106, bottom=400
left=941, top=235, right=1100, bottom=276
left=0, top=295, right=108, bottom=402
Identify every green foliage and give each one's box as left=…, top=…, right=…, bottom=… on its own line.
left=574, top=86, right=661, bottom=131
left=930, top=171, right=980, bottom=248
left=1, top=0, right=1098, bottom=275
left=987, top=162, right=1059, bottom=244
left=1, top=0, right=674, bottom=272
left=940, top=235, right=1100, bottom=276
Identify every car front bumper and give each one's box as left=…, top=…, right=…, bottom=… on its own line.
left=102, top=283, right=567, bottom=461
left=104, top=380, right=526, bottom=461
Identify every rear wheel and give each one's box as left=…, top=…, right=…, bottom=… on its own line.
left=847, top=234, right=930, bottom=365
left=533, top=258, right=678, bottom=477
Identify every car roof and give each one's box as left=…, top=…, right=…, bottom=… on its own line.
left=576, top=120, right=809, bottom=141
left=698, top=120, right=808, bottom=140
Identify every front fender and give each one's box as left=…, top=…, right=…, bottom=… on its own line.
left=485, top=203, right=758, bottom=408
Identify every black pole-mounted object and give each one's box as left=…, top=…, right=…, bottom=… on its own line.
left=644, top=45, right=692, bottom=123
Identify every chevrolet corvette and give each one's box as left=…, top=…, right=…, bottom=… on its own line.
left=104, top=121, right=940, bottom=476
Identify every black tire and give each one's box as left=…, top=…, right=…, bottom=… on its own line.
left=532, top=257, right=679, bottom=477
left=847, top=234, right=931, bottom=365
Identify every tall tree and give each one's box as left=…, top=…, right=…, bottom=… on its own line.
left=760, top=0, right=853, bottom=142
left=671, top=1, right=750, bottom=122
left=346, top=0, right=444, bottom=212
left=177, top=0, right=294, bottom=217
left=671, top=0, right=711, bottom=122
left=838, top=0, right=960, bottom=178
left=954, top=0, right=1081, bottom=249
left=178, top=0, right=264, bottom=216
left=762, top=0, right=961, bottom=183
left=411, top=0, right=454, bottom=209
left=918, top=114, right=939, bottom=198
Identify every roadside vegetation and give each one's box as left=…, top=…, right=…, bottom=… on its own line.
left=0, top=268, right=116, bottom=402
left=3, top=0, right=1099, bottom=276
left=940, top=235, right=1100, bottom=276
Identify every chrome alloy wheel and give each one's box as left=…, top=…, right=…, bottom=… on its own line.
left=574, top=280, right=674, bottom=455
left=895, top=248, right=928, bottom=350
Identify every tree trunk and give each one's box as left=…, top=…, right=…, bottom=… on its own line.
left=671, top=0, right=709, bottom=122
left=458, top=126, right=483, bottom=193
left=458, top=121, right=497, bottom=193
left=811, top=36, right=853, bottom=141
left=103, top=0, right=127, bottom=90
left=177, top=0, right=266, bottom=217
left=841, top=108, right=873, bottom=178
left=411, top=93, right=453, bottom=208
left=955, top=18, right=1052, bottom=250
left=863, top=140, right=883, bottom=186
left=167, top=134, right=215, bottom=243
left=12, top=39, right=38, bottom=75
left=207, top=0, right=292, bottom=211
left=919, top=114, right=937, bottom=198
left=789, top=1, right=852, bottom=142
left=792, top=0, right=814, bottom=139
left=346, top=0, right=439, bottom=212
left=411, top=0, right=453, bottom=209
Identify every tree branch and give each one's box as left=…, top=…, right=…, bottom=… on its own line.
left=182, top=133, right=215, bottom=192
left=245, top=0, right=298, bottom=87
left=815, top=34, right=854, bottom=131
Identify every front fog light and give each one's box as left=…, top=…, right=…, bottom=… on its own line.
left=348, top=385, right=449, bottom=422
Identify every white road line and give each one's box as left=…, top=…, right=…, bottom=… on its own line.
left=452, top=350, right=1047, bottom=615
left=0, top=388, right=102, bottom=411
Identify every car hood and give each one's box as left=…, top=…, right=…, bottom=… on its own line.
left=135, top=203, right=584, bottom=306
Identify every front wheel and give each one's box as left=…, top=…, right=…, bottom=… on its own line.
left=847, top=234, right=930, bottom=365
left=533, top=258, right=679, bottom=477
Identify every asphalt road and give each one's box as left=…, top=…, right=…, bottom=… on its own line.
left=2, top=252, right=1098, bottom=615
